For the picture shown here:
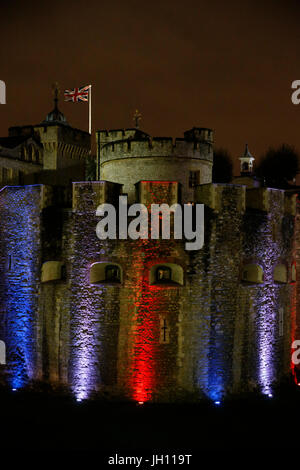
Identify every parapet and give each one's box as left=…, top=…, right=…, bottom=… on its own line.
left=184, top=127, right=214, bottom=144
left=0, top=184, right=54, bottom=211
left=100, top=138, right=213, bottom=164
left=195, top=183, right=246, bottom=212
left=246, top=187, right=287, bottom=212
left=97, top=128, right=150, bottom=147
left=245, top=187, right=296, bottom=215
left=9, top=124, right=90, bottom=145
left=196, top=186, right=295, bottom=215
left=72, top=181, right=123, bottom=211
left=246, top=188, right=270, bottom=211
left=135, top=181, right=181, bottom=205
left=96, top=127, right=214, bottom=165
left=284, top=192, right=297, bottom=216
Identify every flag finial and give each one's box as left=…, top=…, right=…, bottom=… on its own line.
left=52, top=82, right=60, bottom=110
left=133, top=109, right=142, bottom=128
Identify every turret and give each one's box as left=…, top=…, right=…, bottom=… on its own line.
left=96, top=127, right=214, bottom=203
left=239, top=143, right=255, bottom=175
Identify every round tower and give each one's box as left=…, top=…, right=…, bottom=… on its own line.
left=96, top=127, right=214, bottom=203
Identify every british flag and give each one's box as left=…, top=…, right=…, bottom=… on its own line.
left=64, top=85, right=90, bottom=102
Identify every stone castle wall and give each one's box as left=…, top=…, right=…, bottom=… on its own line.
left=97, top=129, right=213, bottom=203
left=0, top=123, right=298, bottom=402
left=54, top=182, right=295, bottom=401
left=0, top=185, right=45, bottom=388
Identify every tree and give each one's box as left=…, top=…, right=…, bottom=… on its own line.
left=212, top=148, right=233, bottom=183
left=255, top=144, right=299, bottom=189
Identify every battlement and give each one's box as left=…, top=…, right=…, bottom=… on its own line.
left=96, top=127, right=213, bottom=165
left=99, top=137, right=213, bottom=164
left=97, top=128, right=150, bottom=147
left=0, top=184, right=55, bottom=211
left=97, top=126, right=213, bottom=145
left=135, top=181, right=181, bottom=205
left=9, top=124, right=90, bottom=144
left=195, top=183, right=246, bottom=212
left=72, top=181, right=123, bottom=211
left=246, top=187, right=287, bottom=213
left=196, top=185, right=295, bottom=215
left=184, top=127, right=214, bottom=144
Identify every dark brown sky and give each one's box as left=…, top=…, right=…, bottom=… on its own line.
left=1, top=0, right=300, bottom=174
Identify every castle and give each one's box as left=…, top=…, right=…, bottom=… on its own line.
left=0, top=98, right=298, bottom=403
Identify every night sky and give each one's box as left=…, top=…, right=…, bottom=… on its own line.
left=1, top=0, right=300, bottom=175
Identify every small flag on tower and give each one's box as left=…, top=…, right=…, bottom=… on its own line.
left=64, top=85, right=90, bottom=102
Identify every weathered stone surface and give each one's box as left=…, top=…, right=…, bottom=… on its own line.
left=0, top=128, right=297, bottom=403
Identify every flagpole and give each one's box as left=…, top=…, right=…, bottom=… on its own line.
left=89, top=85, right=92, bottom=135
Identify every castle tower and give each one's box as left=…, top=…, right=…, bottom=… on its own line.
left=8, top=85, right=91, bottom=172
left=96, top=126, right=214, bottom=203
left=239, top=143, right=255, bottom=175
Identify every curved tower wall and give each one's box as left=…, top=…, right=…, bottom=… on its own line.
left=97, top=128, right=213, bottom=203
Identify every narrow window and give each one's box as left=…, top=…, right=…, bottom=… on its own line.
left=279, top=308, right=284, bottom=337
left=159, top=316, right=170, bottom=344
left=189, top=170, right=200, bottom=188
left=7, top=254, right=13, bottom=271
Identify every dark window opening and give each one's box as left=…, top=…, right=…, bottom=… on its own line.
left=189, top=170, right=200, bottom=188
left=105, top=265, right=121, bottom=283
left=61, top=265, right=67, bottom=280
left=156, top=266, right=172, bottom=282
left=8, top=254, right=13, bottom=271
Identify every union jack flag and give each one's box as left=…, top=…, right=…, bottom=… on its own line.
left=64, top=85, right=90, bottom=102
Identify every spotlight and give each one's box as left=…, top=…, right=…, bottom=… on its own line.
left=138, top=401, right=144, bottom=405
left=268, top=393, right=273, bottom=398
left=214, top=401, right=221, bottom=405
left=12, top=388, right=16, bottom=392
left=76, top=398, right=82, bottom=402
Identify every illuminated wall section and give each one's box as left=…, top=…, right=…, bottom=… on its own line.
left=117, top=182, right=183, bottom=402
left=124, top=243, right=160, bottom=403
left=117, top=239, right=181, bottom=402
left=69, top=183, right=120, bottom=400
left=0, top=185, right=42, bottom=389
left=69, top=245, right=120, bottom=401
left=241, top=190, right=296, bottom=396
left=204, top=187, right=244, bottom=401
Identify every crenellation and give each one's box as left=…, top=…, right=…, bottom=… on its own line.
left=0, top=119, right=298, bottom=404
left=72, top=181, right=123, bottom=212
left=195, top=183, right=246, bottom=213
left=100, top=138, right=213, bottom=162
left=285, top=193, right=297, bottom=215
